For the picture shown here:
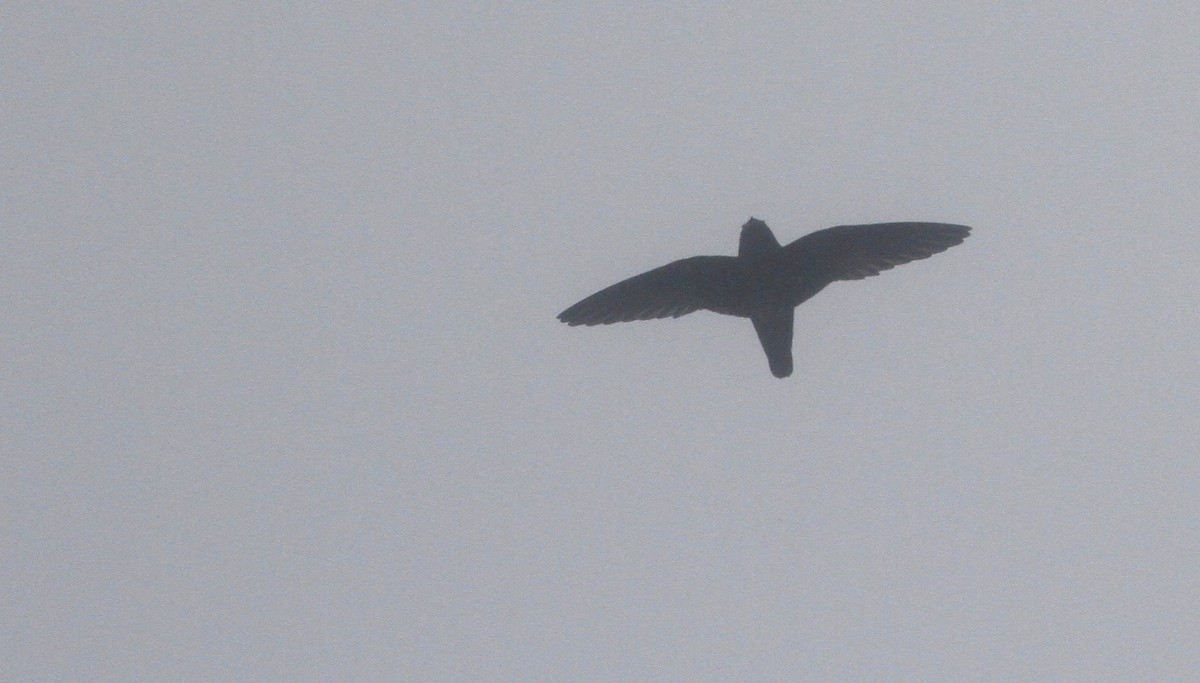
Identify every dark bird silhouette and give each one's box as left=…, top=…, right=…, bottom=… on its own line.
left=557, top=218, right=970, bottom=378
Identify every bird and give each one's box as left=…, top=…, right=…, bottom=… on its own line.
left=557, top=217, right=970, bottom=378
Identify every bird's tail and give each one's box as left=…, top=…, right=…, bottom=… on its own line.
left=751, top=308, right=794, bottom=378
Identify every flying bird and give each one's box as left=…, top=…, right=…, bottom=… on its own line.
left=557, top=218, right=970, bottom=378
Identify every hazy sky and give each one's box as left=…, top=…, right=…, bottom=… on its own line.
left=6, top=3, right=1200, bottom=680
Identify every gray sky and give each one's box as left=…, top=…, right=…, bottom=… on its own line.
left=5, top=3, right=1200, bottom=680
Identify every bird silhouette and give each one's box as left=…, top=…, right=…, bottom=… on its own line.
left=557, top=218, right=970, bottom=378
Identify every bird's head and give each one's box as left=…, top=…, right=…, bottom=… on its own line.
left=739, top=217, right=781, bottom=257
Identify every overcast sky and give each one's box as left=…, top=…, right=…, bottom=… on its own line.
left=6, top=3, right=1200, bottom=680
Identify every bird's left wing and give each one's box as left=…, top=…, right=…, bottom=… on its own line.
left=557, top=256, right=736, bottom=326
left=779, top=222, right=970, bottom=283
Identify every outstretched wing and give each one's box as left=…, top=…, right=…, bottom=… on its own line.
left=557, top=256, right=736, bottom=326
left=781, top=222, right=970, bottom=283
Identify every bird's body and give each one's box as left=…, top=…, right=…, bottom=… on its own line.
left=558, top=218, right=970, bottom=378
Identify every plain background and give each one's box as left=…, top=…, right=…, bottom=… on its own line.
left=5, top=3, right=1200, bottom=680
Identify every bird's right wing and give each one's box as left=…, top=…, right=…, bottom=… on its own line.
left=780, top=222, right=970, bottom=283
left=557, top=256, right=736, bottom=326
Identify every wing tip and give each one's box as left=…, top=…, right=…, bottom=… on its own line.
left=942, top=223, right=972, bottom=241
left=557, top=307, right=592, bottom=326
